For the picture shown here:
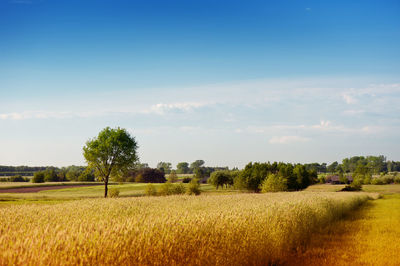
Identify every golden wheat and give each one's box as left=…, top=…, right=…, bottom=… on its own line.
left=0, top=192, right=373, bottom=265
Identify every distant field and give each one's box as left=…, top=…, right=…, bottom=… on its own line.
left=1, top=183, right=398, bottom=203
left=305, top=184, right=400, bottom=194
left=0, top=192, right=373, bottom=265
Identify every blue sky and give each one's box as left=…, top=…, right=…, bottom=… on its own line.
left=1, top=0, right=399, bottom=168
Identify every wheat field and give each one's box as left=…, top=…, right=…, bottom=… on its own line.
left=0, top=192, right=374, bottom=265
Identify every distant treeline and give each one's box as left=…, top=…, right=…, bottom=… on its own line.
left=0, top=166, right=47, bottom=176
left=304, top=155, right=400, bottom=174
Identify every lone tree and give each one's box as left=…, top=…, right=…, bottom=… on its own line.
left=83, top=127, right=138, bottom=197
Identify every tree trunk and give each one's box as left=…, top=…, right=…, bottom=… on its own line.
left=104, top=178, right=108, bottom=198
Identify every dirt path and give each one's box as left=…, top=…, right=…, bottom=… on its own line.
left=285, top=194, right=400, bottom=265
left=0, top=184, right=101, bottom=193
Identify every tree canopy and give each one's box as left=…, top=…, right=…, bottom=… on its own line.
left=83, top=127, right=138, bottom=197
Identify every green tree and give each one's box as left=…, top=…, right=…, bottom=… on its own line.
left=190, top=160, right=205, bottom=172
left=176, top=162, right=189, bottom=174
left=83, top=127, right=139, bottom=198
left=208, top=170, right=233, bottom=189
left=260, top=174, right=288, bottom=192
left=32, top=171, right=45, bottom=183
left=157, top=162, right=172, bottom=174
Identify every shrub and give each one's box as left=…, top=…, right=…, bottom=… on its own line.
left=394, top=176, right=400, bottom=184
left=167, top=171, right=178, bottom=183
left=109, top=188, right=120, bottom=198
left=158, top=182, right=174, bottom=196
left=9, top=175, right=28, bottom=182
left=371, top=178, right=384, bottom=185
left=363, top=175, right=371, bottom=184
left=187, top=179, right=201, bottom=195
left=172, top=183, right=186, bottom=195
left=144, top=184, right=158, bottom=196
left=133, top=168, right=166, bottom=183
left=260, top=174, right=288, bottom=192
left=32, top=172, right=45, bottom=183
left=182, top=177, right=192, bottom=183
left=341, top=179, right=362, bottom=191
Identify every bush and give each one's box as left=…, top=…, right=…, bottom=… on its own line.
left=173, top=183, right=186, bottom=195
left=182, top=177, right=192, bottom=183
left=158, top=182, right=174, bottom=196
left=133, top=168, right=166, bottom=183
left=371, top=178, right=384, bottom=185
left=109, top=188, right=120, bottom=198
left=8, top=175, right=28, bottom=182
left=260, top=174, right=288, bottom=192
left=394, top=176, right=400, bottom=184
left=167, top=171, right=178, bottom=183
left=144, top=184, right=158, bottom=196
left=341, top=180, right=362, bottom=191
left=32, top=172, right=45, bottom=183
left=187, top=179, right=201, bottom=195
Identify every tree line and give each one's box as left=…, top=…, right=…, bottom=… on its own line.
left=208, top=162, right=317, bottom=192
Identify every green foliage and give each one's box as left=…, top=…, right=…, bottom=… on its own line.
left=172, top=183, right=186, bottom=194
left=109, top=188, right=120, bottom=198
left=134, top=168, right=166, bottom=183
left=158, top=182, right=174, bottom=196
left=167, top=171, right=178, bottom=183
left=339, top=174, right=349, bottom=184
left=341, top=179, right=362, bottom=191
left=193, top=168, right=205, bottom=179
left=190, top=160, right=205, bottom=171
left=156, top=162, right=172, bottom=174
left=44, top=168, right=58, bottom=182
left=318, top=174, right=326, bottom=184
left=236, top=162, right=315, bottom=192
left=144, top=184, right=158, bottom=196
left=176, top=162, right=190, bottom=174
left=83, top=127, right=139, bottom=197
left=8, top=175, right=29, bottom=182
left=187, top=179, right=201, bottom=195
left=32, top=172, right=45, bottom=183
left=78, top=169, right=96, bottom=182
left=208, top=170, right=234, bottom=189
left=260, top=174, right=288, bottom=192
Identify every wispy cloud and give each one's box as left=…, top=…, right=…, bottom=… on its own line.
left=269, top=135, right=310, bottom=144
left=146, top=102, right=210, bottom=115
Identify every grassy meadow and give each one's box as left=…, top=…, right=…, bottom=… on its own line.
left=0, top=192, right=375, bottom=265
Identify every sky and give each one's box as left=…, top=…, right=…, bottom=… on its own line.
left=1, top=0, right=399, bottom=168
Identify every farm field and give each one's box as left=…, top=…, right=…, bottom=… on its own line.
left=0, top=182, right=237, bottom=203
left=0, top=192, right=374, bottom=265
left=287, top=193, right=400, bottom=265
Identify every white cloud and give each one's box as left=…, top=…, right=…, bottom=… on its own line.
left=269, top=135, right=310, bottom=144
left=342, top=92, right=357, bottom=104
left=147, top=102, right=210, bottom=115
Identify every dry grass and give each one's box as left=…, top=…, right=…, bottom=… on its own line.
left=0, top=192, right=372, bottom=265
left=287, top=194, right=400, bottom=266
